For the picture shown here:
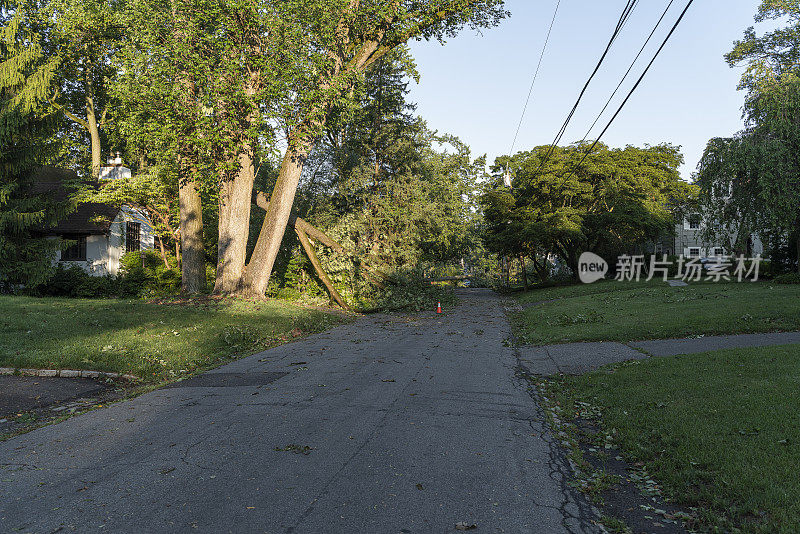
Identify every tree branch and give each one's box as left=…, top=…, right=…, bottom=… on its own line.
left=252, top=191, right=344, bottom=252
left=50, top=93, right=89, bottom=130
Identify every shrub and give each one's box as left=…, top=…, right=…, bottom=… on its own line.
left=773, top=272, right=800, bottom=284
left=33, top=264, right=127, bottom=298
left=119, top=250, right=181, bottom=296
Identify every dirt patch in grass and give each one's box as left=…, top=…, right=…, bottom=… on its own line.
left=526, top=372, right=693, bottom=534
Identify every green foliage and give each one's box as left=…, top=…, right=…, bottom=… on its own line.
left=33, top=263, right=123, bottom=298
left=6, top=0, right=508, bottom=298
left=726, top=0, right=800, bottom=101
left=773, top=272, right=800, bottom=284
left=352, top=268, right=458, bottom=312
left=0, top=8, right=71, bottom=289
left=262, top=53, right=480, bottom=310
left=481, top=143, right=693, bottom=277
left=700, top=0, right=800, bottom=272
left=79, top=168, right=181, bottom=260
left=32, top=251, right=181, bottom=298
left=7, top=0, right=125, bottom=175
left=119, top=250, right=181, bottom=296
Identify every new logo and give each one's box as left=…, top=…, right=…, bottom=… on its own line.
left=578, top=252, right=608, bottom=284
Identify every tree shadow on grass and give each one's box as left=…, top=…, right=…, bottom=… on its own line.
left=0, top=295, right=345, bottom=381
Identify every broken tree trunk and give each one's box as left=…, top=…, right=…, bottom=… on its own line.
left=295, top=226, right=350, bottom=311
left=253, top=192, right=343, bottom=251
left=252, top=191, right=349, bottom=310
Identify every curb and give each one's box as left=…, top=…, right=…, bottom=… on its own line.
left=0, top=367, right=139, bottom=381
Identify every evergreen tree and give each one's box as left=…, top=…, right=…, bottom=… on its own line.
left=0, top=7, right=71, bottom=288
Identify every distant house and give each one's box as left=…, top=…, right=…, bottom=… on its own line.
left=670, top=213, right=764, bottom=259
left=32, top=165, right=155, bottom=276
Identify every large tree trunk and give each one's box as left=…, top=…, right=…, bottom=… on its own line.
left=520, top=255, right=528, bottom=290
left=242, top=146, right=308, bottom=296
left=214, top=148, right=256, bottom=294
left=179, top=177, right=205, bottom=293
left=796, top=230, right=800, bottom=274
left=83, top=67, right=103, bottom=179
left=86, top=99, right=102, bottom=179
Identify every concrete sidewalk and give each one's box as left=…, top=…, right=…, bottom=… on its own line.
left=630, top=331, right=800, bottom=357
left=518, top=331, right=800, bottom=376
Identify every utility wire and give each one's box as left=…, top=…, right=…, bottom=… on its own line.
left=562, top=0, right=695, bottom=183
left=534, top=0, right=640, bottom=174
left=617, top=0, right=641, bottom=34
left=580, top=0, right=675, bottom=144
left=548, top=0, right=639, bottom=147
left=508, top=0, right=562, bottom=158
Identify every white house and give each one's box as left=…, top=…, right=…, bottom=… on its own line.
left=33, top=166, right=155, bottom=276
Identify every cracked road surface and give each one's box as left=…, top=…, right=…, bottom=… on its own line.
left=0, top=289, right=598, bottom=533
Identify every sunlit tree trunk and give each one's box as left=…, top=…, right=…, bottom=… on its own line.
left=179, top=175, right=205, bottom=293
left=214, top=147, right=255, bottom=294
left=86, top=90, right=102, bottom=178
left=242, top=144, right=309, bottom=296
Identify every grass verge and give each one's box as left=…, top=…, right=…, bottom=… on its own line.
left=0, top=295, right=348, bottom=383
left=515, top=280, right=800, bottom=345
left=542, top=344, right=800, bottom=533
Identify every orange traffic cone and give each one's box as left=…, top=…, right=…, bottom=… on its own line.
left=436, top=302, right=442, bottom=314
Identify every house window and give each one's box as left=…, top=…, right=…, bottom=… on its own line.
left=61, top=235, right=87, bottom=261
left=688, top=214, right=701, bottom=230
left=688, top=247, right=701, bottom=258
left=713, top=247, right=725, bottom=257
left=126, top=222, right=141, bottom=253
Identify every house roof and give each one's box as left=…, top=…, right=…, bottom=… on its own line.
left=30, top=166, right=120, bottom=235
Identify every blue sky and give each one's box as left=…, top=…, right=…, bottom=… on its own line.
left=407, top=0, right=765, bottom=180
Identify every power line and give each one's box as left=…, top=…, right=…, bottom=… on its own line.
left=562, top=0, right=696, bottom=183
left=533, top=0, right=640, bottom=174
left=508, top=0, right=562, bottom=158
left=580, top=0, right=676, bottom=144
left=547, top=0, right=639, bottom=148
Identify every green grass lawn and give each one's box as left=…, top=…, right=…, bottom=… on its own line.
left=0, top=296, right=347, bottom=382
left=515, top=280, right=800, bottom=345
left=544, top=344, right=800, bottom=533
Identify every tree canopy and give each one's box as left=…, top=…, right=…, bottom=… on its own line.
left=481, top=143, right=692, bottom=276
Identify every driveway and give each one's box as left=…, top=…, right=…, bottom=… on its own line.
left=0, top=289, right=598, bottom=533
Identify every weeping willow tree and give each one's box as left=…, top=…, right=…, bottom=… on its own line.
left=0, top=5, right=72, bottom=288
left=696, top=0, right=800, bottom=272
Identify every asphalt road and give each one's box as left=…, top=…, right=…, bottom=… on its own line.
left=0, top=376, right=107, bottom=418
left=0, top=289, right=598, bottom=533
